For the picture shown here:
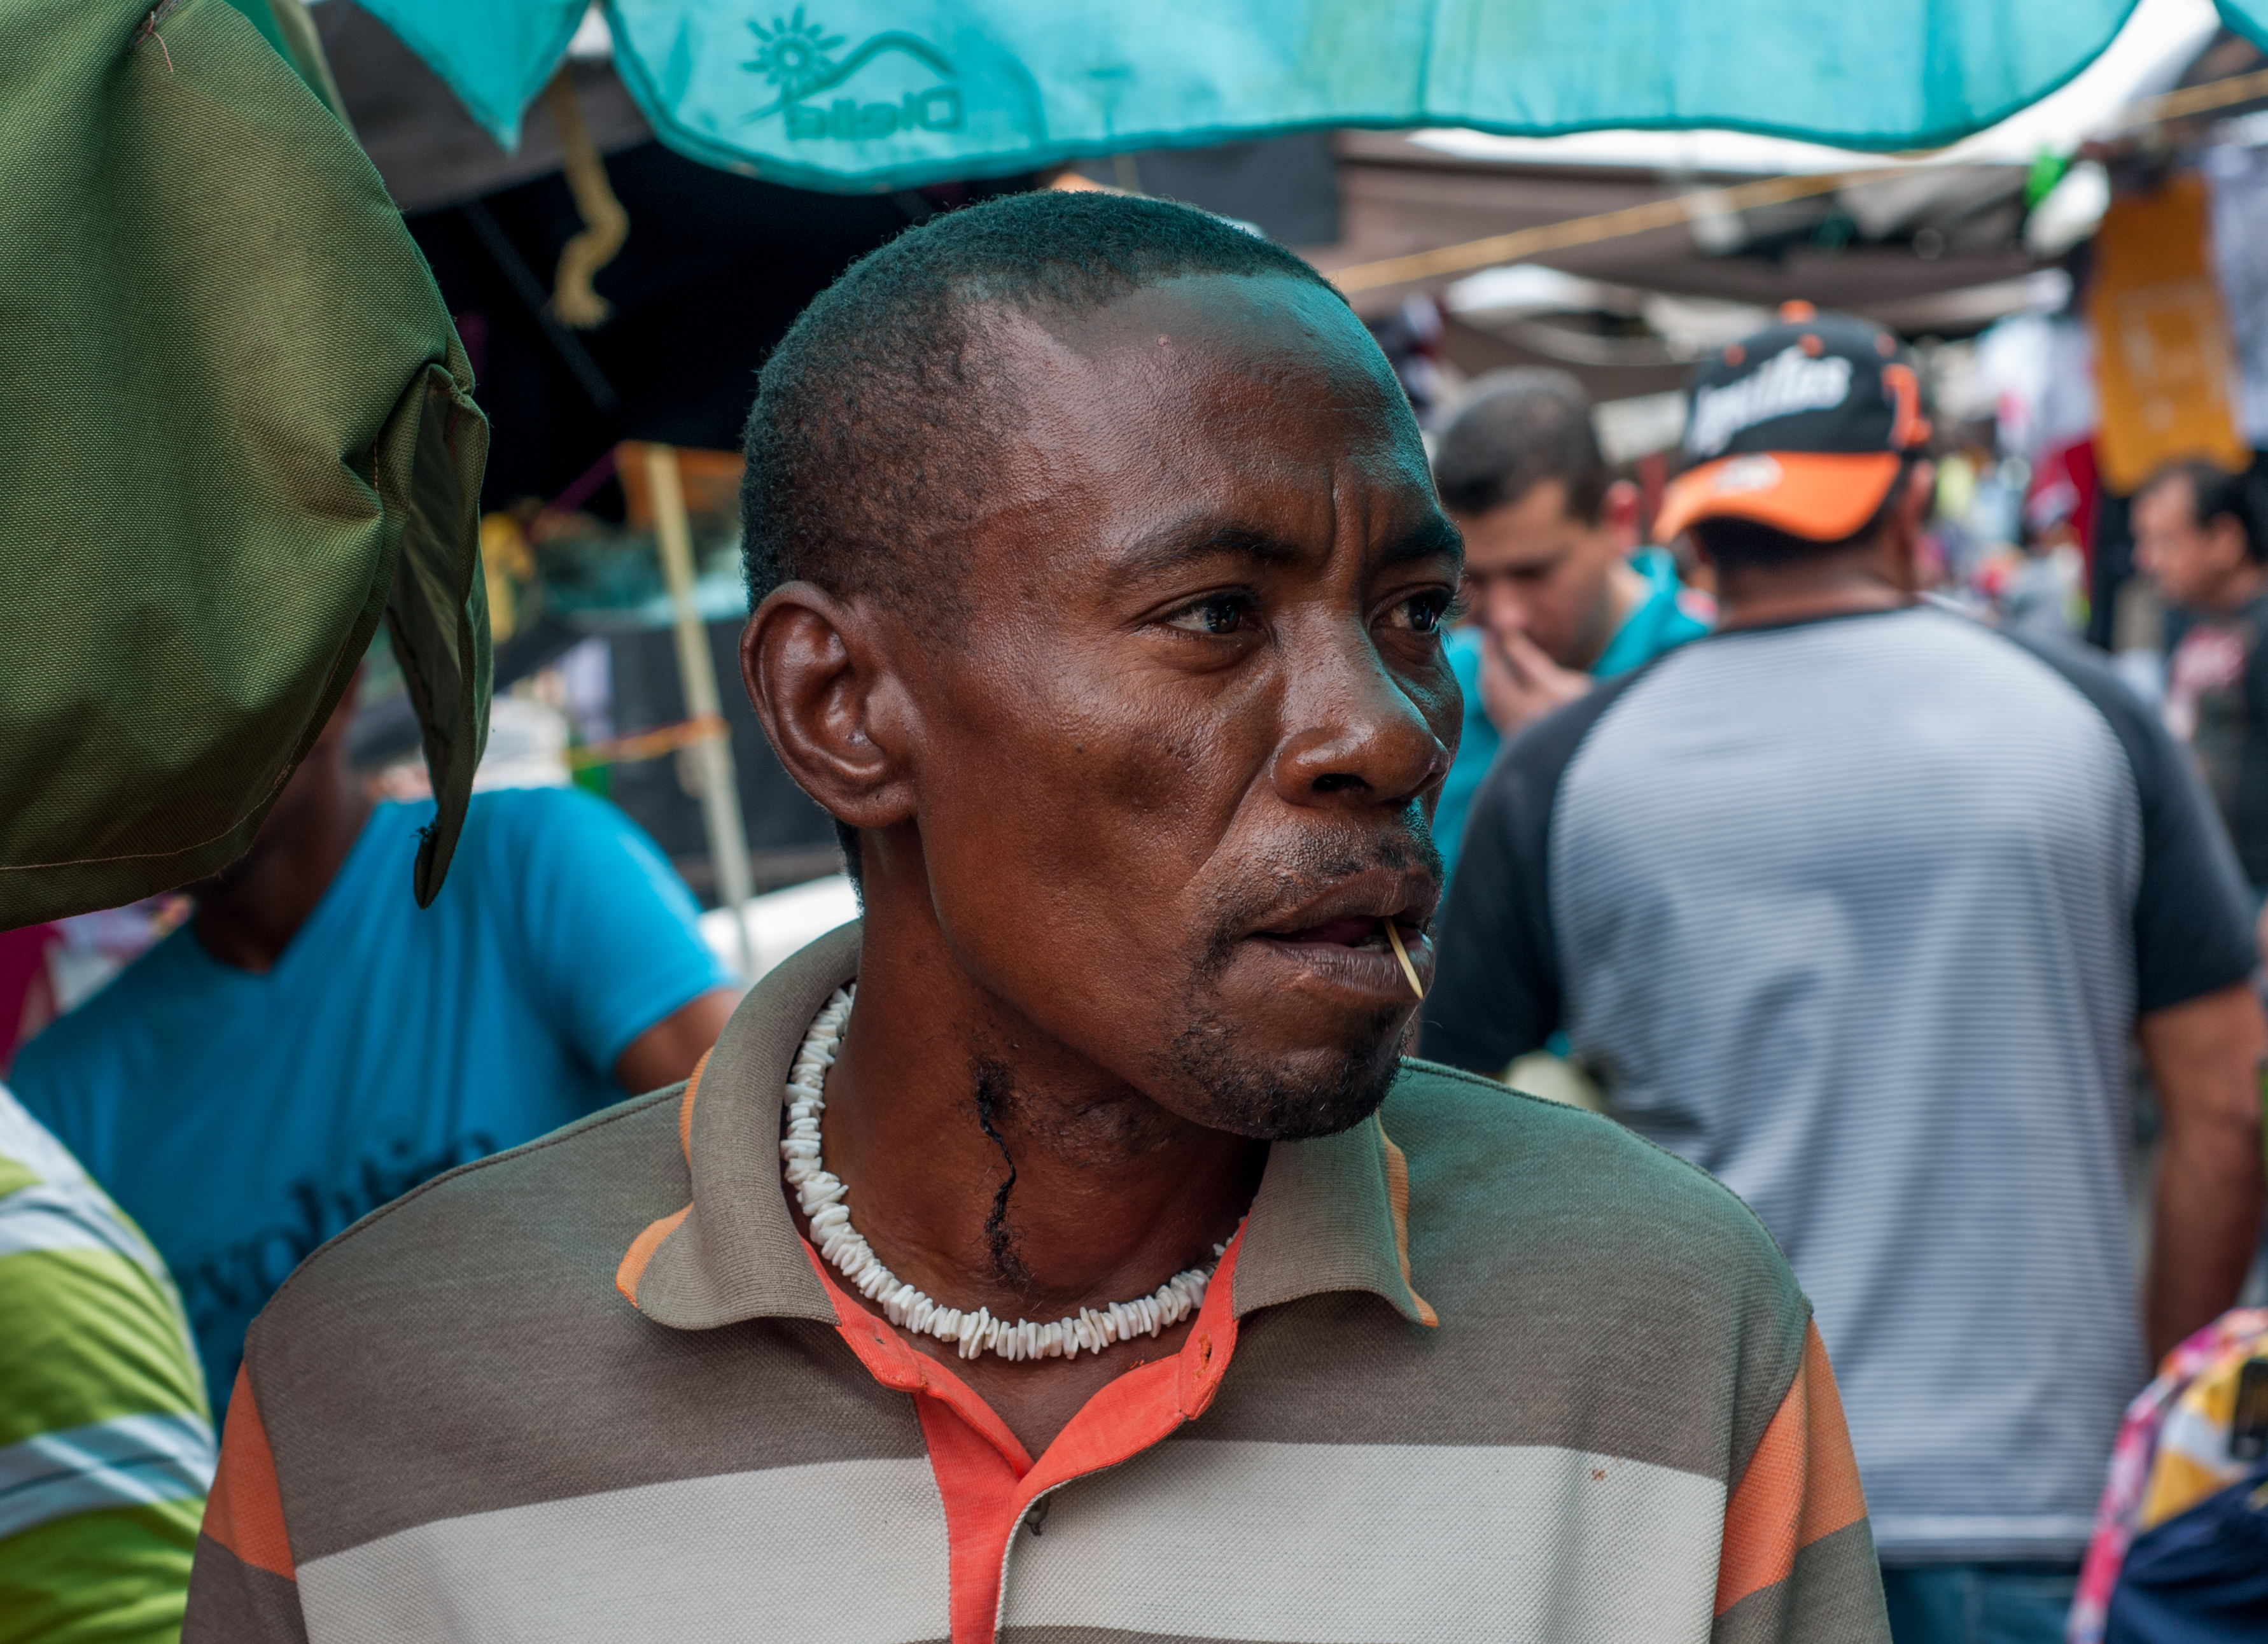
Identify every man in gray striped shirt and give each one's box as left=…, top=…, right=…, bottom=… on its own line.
left=182, top=195, right=1892, bottom=1644
left=1427, top=308, right=2268, bottom=1644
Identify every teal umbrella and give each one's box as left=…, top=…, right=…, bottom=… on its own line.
left=364, top=0, right=2268, bottom=193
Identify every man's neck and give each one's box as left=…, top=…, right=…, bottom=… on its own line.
left=821, top=921, right=1263, bottom=1322
left=2202, top=561, right=2268, bottom=615
left=804, top=866, right=1266, bottom=1451
left=193, top=772, right=374, bottom=974
left=1571, top=556, right=1651, bottom=670
left=1714, top=551, right=1910, bottom=633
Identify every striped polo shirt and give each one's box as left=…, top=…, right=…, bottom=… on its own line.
left=1425, top=604, right=2258, bottom=1565
left=185, top=921, right=1891, bottom=1643
left=1, top=1085, right=214, bottom=1643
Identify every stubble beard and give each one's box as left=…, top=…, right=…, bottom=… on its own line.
left=1163, top=1001, right=1407, bottom=1140
left=1159, top=819, right=1438, bottom=1141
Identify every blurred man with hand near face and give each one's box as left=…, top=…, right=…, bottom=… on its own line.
left=1429, top=370, right=1709, bottom=877
left=2137, top=459, right=2268, bottom=903
left=184, top=195, right=1887, bottom=1644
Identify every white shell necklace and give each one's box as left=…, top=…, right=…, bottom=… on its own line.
left=781, top=984, right=1226, bottom=1363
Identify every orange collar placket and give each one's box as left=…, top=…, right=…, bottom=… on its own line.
left=801, top=1232, right=1247, bottom=1644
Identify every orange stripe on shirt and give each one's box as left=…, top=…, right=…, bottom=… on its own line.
left=619, top=1058, right=711, bottom=1308
left=678, top=1049, right=711, bottom=1165
left=202, top=1366, right=295, bottom=1580
left=1376, top=1116, right=1438, bottom=1328
left=615, top=1205, right=690, bottom=1305
left=1714, top=1320, right=1868, bottom=1616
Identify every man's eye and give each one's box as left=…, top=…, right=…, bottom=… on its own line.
left=1165, top=593, right=1257, bottom=636
left=1383, top=590, right=1453, bottom=635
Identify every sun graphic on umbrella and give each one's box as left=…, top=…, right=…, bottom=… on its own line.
left=745, top=8, right=846, bottom=102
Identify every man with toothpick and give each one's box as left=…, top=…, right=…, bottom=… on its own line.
left=184, top=191, right=1891, bottom=1644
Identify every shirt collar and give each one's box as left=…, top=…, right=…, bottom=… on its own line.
left=617, top=919, right=1434, bottom=1331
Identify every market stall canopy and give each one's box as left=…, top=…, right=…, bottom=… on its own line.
left=358, top=0, right=2268, bottom=192
left=1299, top=0, right=2249, bottom=398
left=1, top=0, right=489, bottom=926
left=319, top=0, right=655, bottom=214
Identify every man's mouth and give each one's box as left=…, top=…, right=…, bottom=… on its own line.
left=1240, top=875, right=1438, bottom=1005
left=1259, top=914, right=1425, bottom=951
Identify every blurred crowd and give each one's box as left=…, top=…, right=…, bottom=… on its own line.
left=6, top=301, right=2268, bottom=1644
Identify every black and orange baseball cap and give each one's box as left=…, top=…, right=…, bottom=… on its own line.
left=1655, top=302, right=1931, bottom=544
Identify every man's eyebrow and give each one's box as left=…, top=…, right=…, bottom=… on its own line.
left=1376, top=515, right=1465, bottom=572
left=1109, top=518, right=1308, bottom=579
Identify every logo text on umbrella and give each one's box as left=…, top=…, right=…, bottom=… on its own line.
left=744, top=8, right=962, bottom=139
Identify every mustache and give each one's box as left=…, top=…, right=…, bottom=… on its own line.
left=1196, top=810, right=1443, bottom=971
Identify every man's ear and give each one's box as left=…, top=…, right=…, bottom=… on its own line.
left=1879, top=460, right=1935, bottom=594
left=1896, top=460, right=1936, bottom=535
left=2206, top=513, right=2251, bottom=577
left=1600, top=478, right=1642, bottom=549
left=740, top=584, right=917, bottom=835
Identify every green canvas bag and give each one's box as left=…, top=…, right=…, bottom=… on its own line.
left=0, top=0, right=488, bottom=926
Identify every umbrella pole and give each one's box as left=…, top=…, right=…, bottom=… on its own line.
left=644, top=442, right=757, bottom=980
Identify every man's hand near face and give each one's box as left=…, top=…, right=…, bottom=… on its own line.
left=1446, top=474, right=1646, bottom=739
left=1477, top=623, right=1593, bottom=736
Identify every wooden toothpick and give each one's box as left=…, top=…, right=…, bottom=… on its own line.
left=1382, top=919, right=1425, bottom=1001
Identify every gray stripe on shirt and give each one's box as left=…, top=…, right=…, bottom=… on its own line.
left=1549, top=608, right=2153, bottom=1560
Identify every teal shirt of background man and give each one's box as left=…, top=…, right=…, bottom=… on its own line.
left=1432, top=548, right=1711, bottom=883
left=11, top=788, right=732, bottom=1410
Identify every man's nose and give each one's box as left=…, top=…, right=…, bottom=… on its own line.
left=1480, top=579, right=1529, bottom=637
left=1269, top=626, right=1450, bottom=810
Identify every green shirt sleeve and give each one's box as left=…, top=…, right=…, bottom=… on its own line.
left=0, top=1086, right=213, bottom=1644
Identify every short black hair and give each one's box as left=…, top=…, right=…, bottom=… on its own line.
left=1687, top=457, right=1917, bottom=573
left=2138, top=459, right=2265, bottom=563
left=741, top=190, right=1340, bottom=622
left=739, top=189, right=1343, bottom=885
left=1431, top=369, right=1612, bottom=523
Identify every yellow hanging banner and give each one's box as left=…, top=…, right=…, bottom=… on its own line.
left=2089, top=174, right=2251, bottom=493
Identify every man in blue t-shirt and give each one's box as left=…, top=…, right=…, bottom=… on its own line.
left=1429, top=370, right=1711, bottom=880
left=13, top=684, right=738, bottom=1407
